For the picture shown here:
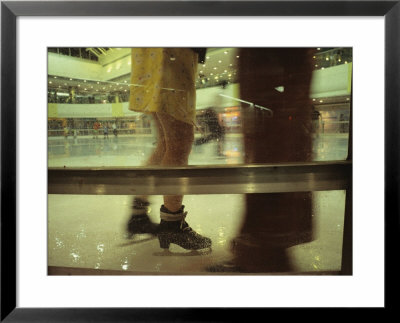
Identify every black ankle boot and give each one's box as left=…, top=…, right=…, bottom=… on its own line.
left=126, top=198, right=159, bottom=238
left=157, top=205, right=212, bottom=250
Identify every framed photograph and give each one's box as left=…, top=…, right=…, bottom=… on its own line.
left=1, top=0, right=397, bottom=320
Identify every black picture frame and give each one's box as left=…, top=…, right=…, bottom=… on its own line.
left=1, top=0, right=398, bottom=320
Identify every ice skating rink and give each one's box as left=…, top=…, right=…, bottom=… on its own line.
left=48, top=133, right=349, bottom=275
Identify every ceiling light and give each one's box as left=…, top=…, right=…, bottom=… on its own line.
left=69, top=78, right=73, bottom=81
left=236, top=56, right=239, bottom=58
left=206, top=56, right=210, bottom=59
left=84, top=80, right=86, bottom=82
left=213, top=67, right=217, bottom=70
left=97, top=82, right=100, bottom=84
left=54, top=76, right=57, bottom=79
left=49, top=81, right=52, bottom=84
left=224, top=51, right=228, bottom=54
left=218, top=60, right=222, bottom=63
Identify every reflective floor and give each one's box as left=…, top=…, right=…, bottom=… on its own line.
left=48, top=132, right=349, bottom=274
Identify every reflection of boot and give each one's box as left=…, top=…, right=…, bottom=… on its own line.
left=230, top=235, right=293, bottom=273
left=206, top=236, right=293, bottom=273
left=126, top=198, right=159, bottom=238
left=158, top=205, right=212, bottom=250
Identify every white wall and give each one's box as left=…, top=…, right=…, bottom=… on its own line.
left=56, top=103, right=140, bottom=118
left=49, top=52, right=352, bottom=99
left=310, top=63, right=352, bottom=98
left=196, top=83, right=240, bottom=109
left=48, top=53, right=103, bottom=81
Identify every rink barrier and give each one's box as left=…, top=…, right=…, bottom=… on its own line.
left=48, top=161, right=351, bottom=195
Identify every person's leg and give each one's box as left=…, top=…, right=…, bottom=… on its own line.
left=135, top=113, right=166, bottom=202
left=156, top=112, right=211, bottom=250
left=157, top=112, right=193, bottom=212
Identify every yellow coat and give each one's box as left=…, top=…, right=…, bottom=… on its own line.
left=129, top=48, right=198, bottom=126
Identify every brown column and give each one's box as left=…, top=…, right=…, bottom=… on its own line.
left=233, top=48, right=315, bottom=272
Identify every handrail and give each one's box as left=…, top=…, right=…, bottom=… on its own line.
left=218, top=94, right=274, bottom=117
left=48, top=161, right=351, bottom=195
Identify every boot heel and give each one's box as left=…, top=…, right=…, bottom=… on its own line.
left=158, top=235, right=170, bottom=249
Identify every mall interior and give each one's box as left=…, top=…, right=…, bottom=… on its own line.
left=47, top=47, right=352, bottom=275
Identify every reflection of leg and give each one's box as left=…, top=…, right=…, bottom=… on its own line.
left=234, top=48, right=314, bottom=272
left=127, top=113, right=165, bottom=238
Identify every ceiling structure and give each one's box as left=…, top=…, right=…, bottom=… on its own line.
left=48, top=48, right=240, bottom=96
left=48, top=47, right=352, bottom=106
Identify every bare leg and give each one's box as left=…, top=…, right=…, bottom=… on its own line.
left=157, top=112, right=194, bottom=212
left=136, top=113, right=166, bottom=201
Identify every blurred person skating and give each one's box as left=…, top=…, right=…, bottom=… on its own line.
left=195, top=108, right=225, bottom=156
left=126, top=48, right=211, bottom=251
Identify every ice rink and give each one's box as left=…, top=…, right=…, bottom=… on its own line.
left=48, top=132, right=349, bottom=275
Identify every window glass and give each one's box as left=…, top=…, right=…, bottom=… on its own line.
left=48, top=47, right=352, bottom=167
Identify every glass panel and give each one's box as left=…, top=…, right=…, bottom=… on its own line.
left=48, top=191, right=345, bottom=275
left=48, top=47, right=352, bottom=168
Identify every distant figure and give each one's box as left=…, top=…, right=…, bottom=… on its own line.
left=112, top=122, right=118, bottom=137
left=311, top=106, right=322, bottom=135
left=63, top=126, right=69, bottom=138
left=103, top=124, right=109, bottom=139
left=195, top=108, right=225, bottom=156
left=93, top=121, right=100, bottom=139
